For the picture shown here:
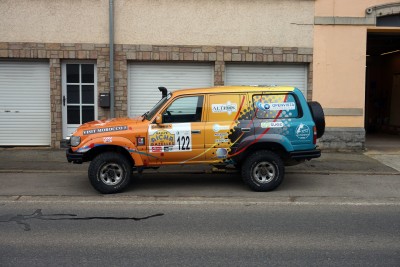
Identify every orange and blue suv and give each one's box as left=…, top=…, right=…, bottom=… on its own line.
left=67, top=86, right=325, bottom=193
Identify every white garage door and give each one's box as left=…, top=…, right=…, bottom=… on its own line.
left=0, top=61, right=51, bottom=146
left=225, top=64, right=307, bottom=96
left=128, top=63, right=213, bottom=117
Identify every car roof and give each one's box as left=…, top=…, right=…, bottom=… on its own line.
left=171, top=85, right=296, bottom=96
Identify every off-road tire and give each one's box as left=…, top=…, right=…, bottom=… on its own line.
left=241, top=151, right=284, bottom=192
left=88, top=152, right=132, bottom=194
left=308, top=101, right=325, bottom=138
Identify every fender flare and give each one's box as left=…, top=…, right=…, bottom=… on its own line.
left=79, top=136, right=145, bottom=166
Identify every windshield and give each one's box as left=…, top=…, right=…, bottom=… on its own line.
left=143, top=93, right=171, bottom=120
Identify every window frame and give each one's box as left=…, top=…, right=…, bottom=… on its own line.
left=160, top=95, right=205, bottom=123
left=65, top=63, right=97, bottom=124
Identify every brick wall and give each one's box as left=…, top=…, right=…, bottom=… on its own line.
left=0, top=42, right=313, bottom=147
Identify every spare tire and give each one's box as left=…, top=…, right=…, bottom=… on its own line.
left=308, top=101, right=325, bottom=138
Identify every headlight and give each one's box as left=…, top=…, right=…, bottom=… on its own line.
left=70, top=136, right=81, bottom=147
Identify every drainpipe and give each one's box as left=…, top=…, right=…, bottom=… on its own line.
left=109, top=0, right=115, bottom=118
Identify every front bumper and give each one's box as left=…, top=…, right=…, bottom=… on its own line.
left=289, top=149, right=321, bottom=160
left=66, top=149, right=85, bottom=164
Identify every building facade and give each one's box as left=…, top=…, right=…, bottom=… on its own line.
left=314, top=0, right=400, bottom=149
left=0, top=0, right=399, bottom=149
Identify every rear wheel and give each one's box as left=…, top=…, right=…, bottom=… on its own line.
left=241, top=151, right=284, bottom=192
left=88, top=152, right=132, bottom=194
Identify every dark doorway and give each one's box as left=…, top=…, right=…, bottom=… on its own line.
left=365, top=32, right=400, bottom=136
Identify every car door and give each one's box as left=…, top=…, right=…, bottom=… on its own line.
left=147, top=95, right=206, bottom=164
left=204, top=93, right=252, bottom=162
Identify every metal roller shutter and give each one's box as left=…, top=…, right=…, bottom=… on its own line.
left=128, top=63, right=213, bottom=117
left=225, top=64, right=307, bottom=96
left=0, top=61, right=51, bottom=146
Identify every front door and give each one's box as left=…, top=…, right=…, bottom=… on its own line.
left=62, top=62, right=97, bottom=138
left=147, top=95, right=205, bottom=164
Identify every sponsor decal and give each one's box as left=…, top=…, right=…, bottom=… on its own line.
left=164, top=146, right=174, bottom=152
left=256, top=101, right=296, bottom=111
left=83, top=126, right=128, bottom=135
left=137, top=137, right=145, bottom=146
left=213, top=124, right=230, bottom=133
left=148, top=123, right=192, bottom=152
left=216, top=139, right=230, bottom=143
left=214, top=133, right=228, bottom=137
left=103, top=137, right=112, bottom=143
left=212, top=102, right=237, bottom=115
left=149, top=130, right=175, bottom=146
left=216, top=148, right=228, bottom=159
left=261, top=122, right=284, bottom=128
left=151, top=146, right=163, bottom=153
left=296, top=123, right=310, bottom=139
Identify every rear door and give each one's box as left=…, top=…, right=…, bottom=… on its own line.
left=204, top=94, right=252, bottom=162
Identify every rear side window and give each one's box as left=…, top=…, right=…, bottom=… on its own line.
left=207, top=94, right=247, bottom=122
left=252, top=93, right=299, bottom=119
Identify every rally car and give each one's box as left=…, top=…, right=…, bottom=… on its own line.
left=67, top=86, right=325, bottom=193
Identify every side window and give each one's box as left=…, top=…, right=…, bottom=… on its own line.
left=253, top=93, right=299, bottom=119
left=207, top=94, right=246, bottom=122
left=163, top=96, right=204, bottom=123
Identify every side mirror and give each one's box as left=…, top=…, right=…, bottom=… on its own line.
left=155, top=114, right=162, bottom=124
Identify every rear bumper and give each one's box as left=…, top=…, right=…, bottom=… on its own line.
left=66, top=149, right=84, bottom=164
left=289, top=149, right=321, bottom=160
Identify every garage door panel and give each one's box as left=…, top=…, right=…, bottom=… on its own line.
left=0, top=61, right=51, bottom=146
left=225, top=64, right=307, bottom=96
left=128, top=63, right=213, bottom=117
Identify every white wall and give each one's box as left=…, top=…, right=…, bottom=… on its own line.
left=0, top=0, right=314, bottom=47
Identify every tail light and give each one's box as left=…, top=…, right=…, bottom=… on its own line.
left=313, top=126, right=317, bottom=144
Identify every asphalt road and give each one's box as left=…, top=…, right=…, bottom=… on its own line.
left=0, top=200, right=399, bottom=266
left=1, top=163, right=399, bottom=266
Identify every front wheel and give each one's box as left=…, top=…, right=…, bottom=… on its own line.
left=88, top=152, right=132, bottom=194
left=241, top=151, right=284, bottom=192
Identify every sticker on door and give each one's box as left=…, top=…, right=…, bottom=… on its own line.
left=149, top=123, right=192, bottom=152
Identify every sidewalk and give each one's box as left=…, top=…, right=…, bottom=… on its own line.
left=0, top=148, right=399, bottom=175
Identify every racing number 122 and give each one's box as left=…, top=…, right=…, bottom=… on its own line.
left=177, top=136, right=190, bottom=150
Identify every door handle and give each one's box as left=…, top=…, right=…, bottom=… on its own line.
left=191, top=130, right=201, bottom=134
left=241, top=128, right=251, bottom=132
left=63, top=96, right=66, bottom=106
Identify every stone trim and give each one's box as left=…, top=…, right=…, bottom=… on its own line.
left=318, top=127, right=365, bottom=151
left=323, top=108, right=364, bottom=116
left=0, top=42, right=313, bottom=147
left=314, top=16, right=375, bottom=26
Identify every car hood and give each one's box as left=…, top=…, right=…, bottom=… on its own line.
left=74, top=117, right=144, bottom=135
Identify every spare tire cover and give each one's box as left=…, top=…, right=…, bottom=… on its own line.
left=308, top=101, right=325, bottom=138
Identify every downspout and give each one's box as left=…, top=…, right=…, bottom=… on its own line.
left=109, top=0, right=115, bottom=118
